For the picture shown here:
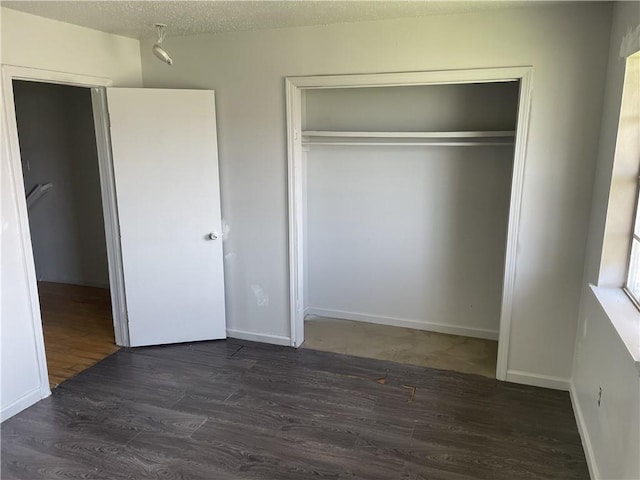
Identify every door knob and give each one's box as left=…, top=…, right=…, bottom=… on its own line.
left=207, top=232, right=219, bottom=240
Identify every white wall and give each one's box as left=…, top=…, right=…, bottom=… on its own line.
left=304, top=84, right=516, bottom=338
left=140, top=3, right=612, bottom=386
left=572, top=293, right=639, bottom=479
left=1, top=8, right=142, bottom=86
left=1, top=100, right=44, bottom=421
left=571, top=2, right=640, bottom=478
left=306, top=146, right=513, bottom=338
left=0, top=7, right=142, bottom=420
left=15, top=81, right=109, bottom=287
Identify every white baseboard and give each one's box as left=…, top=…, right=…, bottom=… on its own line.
left=505, top=369, right=570, bottom=391
left=1, top=387, right=46, bottom=422
left=226, top=329, right=291, bottom=347
left=306, top=307, right=499, bottom=340
left=569, top=382, right=599, bottom=480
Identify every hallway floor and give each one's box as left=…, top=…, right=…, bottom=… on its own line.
left=302, top=316, right=498, bottom=378
left=39, top=282, right=120, bottom=388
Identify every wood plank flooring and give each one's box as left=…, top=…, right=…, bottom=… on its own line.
left=39, top=282, right=120, bottom=387
left=1, top=339, right=589, bottom=480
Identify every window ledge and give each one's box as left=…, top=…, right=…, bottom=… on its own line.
left=590, top=285, right=640, bottom=374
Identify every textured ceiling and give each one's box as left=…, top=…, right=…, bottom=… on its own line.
left=2, top=1, right=544, bottom=39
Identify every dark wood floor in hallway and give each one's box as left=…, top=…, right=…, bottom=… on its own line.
left=1, top=339, right=588, bottom=480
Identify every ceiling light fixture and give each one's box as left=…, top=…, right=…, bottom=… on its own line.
left=152, top=23, right=173, bottom=65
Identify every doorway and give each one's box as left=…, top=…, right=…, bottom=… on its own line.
left=3, top=66, right=130, bottom=397
left=286, top=68, right=533, bottom=381
left=4, top=67, right=227, bottom=411
left=12, top=80, right=119, bottom=388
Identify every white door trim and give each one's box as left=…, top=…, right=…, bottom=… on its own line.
left=1, top=64, right=127, bottom=401
left=285, top=67, right=534, bottom=381
left=90, top=88, right=130, bottom=347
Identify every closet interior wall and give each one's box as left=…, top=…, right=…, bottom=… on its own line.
left=302, top=82, right=519, bottom=339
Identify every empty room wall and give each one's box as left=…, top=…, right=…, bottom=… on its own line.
left=140, top=3, right=613, bottom=388
left=304, top=84, right=517, bottom=338
left=0, top=8, right=142, bottom=86
left=14, top=81, right=109, bottom=287
left=571, top=2, right=640, bottom=478
left=1, top=7, right=142, bottom=420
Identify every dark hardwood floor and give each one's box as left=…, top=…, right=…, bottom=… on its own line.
left=1, top=339, right=588, bottom=479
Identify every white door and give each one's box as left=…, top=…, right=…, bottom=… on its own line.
left=106, top=88, right=226, bottom=346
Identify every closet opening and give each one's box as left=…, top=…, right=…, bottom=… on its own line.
left=12, top=80, right=119, bottom=388
left=286, top=68, right=533, bottom=381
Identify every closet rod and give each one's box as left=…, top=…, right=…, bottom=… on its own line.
left=26, top=183, right=53, bottom=209
left=302, top=141, right=514, bottom=147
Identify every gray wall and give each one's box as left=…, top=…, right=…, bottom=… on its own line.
left=571, top=2, right=640, bottom=478
left=14, top=81, right=109, bottom=287
left=140, top=3, right=612, bottom=382
left=304, top=84, right=517, bottom=338
left=303, top=83, right=519, bottom=131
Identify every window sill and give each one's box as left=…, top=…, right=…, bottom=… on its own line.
left=590, top=285, right=640, bottom=374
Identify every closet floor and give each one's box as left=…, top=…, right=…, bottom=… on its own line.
left=302, top=317, right=498, bottom=378
left=39, top=282, right=120, bottom=388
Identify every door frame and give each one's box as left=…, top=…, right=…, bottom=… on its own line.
left=285, top=67, right=533, bottom=381
left=2, top=65, right=130, bottom=397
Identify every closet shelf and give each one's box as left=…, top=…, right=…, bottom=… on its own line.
left=301, top=130, right=515, bottom=147
left=302, top=130, right=515, bottom=138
